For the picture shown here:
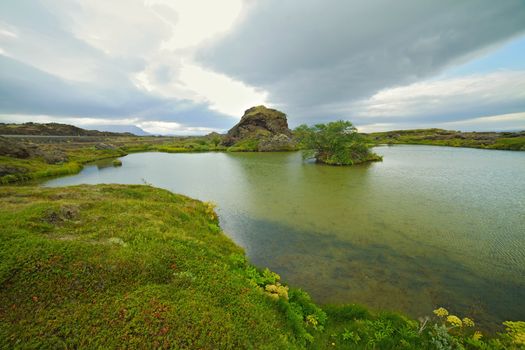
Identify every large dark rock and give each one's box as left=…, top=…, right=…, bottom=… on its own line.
left=0, top=136, right=31, bottom=158
left=0, top=136, right=68, bottom=164
left=222, top=106, right=295, bottom=151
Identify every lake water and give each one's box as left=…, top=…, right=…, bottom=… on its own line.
left=43, top=145, right=525, bottom=329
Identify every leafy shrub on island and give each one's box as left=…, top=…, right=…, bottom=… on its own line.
left=294, top=120, right=382, bottom=165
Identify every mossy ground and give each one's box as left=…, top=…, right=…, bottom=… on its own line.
left=0, top=185, right=306, bottom=349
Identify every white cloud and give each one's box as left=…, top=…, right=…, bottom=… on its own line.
left=178, top=61, right=268, bottom=116
left=355, top=112, right=525, bottom=132
left=146, top=0, right=243, bottom=51
left=439, top=112, right=525, bottom=131
left=1, top=0, right=262, bottom=119
left=137, top=120, right=216, bottom=135
left=353, top=70, right=525, bottom=120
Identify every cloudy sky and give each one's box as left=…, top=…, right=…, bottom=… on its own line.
left=1, top=0, right=524, bottom=134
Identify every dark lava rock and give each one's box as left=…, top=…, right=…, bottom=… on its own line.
left=41, top=149, right=68, bottom=164
left=258, top=134, right=296, bottom=151
left=0, top=136, right=31, bottom=158
left=222, top=106, right=295, bottom=151
left=94, top=143, right=117, bottom=150
left=0, top=164, right=28, bottom=177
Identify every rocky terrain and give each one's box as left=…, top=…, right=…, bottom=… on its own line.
left=221, top=105, right=296, bottom=151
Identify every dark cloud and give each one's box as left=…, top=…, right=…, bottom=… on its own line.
left=1, top=0, right=524, bottom=133
left=197, top=0, right=525, bottom=120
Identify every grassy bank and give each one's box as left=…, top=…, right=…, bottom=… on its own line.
left=0, top=136, right=228, bottom=184
left=0, top=148, right=126, bottom=184
left=0, top=185, right=318, bottom=348
left=1, top=185, right=523, bottom=349
left=365, top=129, right=525, bottom=151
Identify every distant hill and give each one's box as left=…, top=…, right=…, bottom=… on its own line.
left=364, top=128, right=525, bottom=151
left=84, top=124, right=150, bottom=136
left=0, top=122, right=136, bottom=136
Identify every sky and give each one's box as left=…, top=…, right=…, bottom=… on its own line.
left=1, top=0, right=524, bottom=135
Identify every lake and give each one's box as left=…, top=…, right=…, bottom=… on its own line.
left=44, top=145, right=525, bottom=330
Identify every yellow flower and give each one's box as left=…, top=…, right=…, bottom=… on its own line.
left=446, top=315, right=462, bottom=327
left=472, top=331, right=483, bottom=341
left=503, top=321, right=525, bottom=345
left=433, top=307, right=449, bottom=318
left=462, top=317, right=475, bottom=327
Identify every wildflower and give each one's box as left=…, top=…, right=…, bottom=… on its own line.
left=472, top=331, right=483, bottom=341
left=462, top=317, right=475, bottom=327
left=264, top=283, right=289, bottom=300
left=446, top=315, right=462, bottom=327
left=433, top=307, right=449, bottom=318
left=306, top=314, right=319, bottom=328
left=503, top=321, right=525, bottom=345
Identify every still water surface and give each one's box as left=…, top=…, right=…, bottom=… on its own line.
left=44, top=145, right=525, bottom=329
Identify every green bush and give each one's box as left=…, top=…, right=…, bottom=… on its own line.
left=294, top=121, right=382, bottom=165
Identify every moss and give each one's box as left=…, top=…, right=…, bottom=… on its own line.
left=0, top=185, right=304, bottom=349
left=227, top=138, right=260, bottom=152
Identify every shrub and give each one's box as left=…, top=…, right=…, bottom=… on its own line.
left=294, top=120, right=382, bottom=165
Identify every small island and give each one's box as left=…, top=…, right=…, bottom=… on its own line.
left=294, top=120, right=382, bottom=166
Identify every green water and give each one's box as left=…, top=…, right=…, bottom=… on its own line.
left=44, top=145, right=525, bottom=329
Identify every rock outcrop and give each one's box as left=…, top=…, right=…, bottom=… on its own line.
left=0, top=136, right=31, bottom=158
left=0, top=136, right=68, bottom=164
left=222, top=106, right=295, bottom=151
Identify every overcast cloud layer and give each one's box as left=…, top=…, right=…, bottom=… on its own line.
left=1, top=0, right=525, bottom=134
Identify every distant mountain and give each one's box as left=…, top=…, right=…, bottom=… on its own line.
left=0, top=122, right=136, bottom=136
left=85, top=124, right=150, bottom=136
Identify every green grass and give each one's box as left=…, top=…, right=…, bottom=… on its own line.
left=226, top=138, right=261, bottom=152
left=0, top=185, right=312, bottom=349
